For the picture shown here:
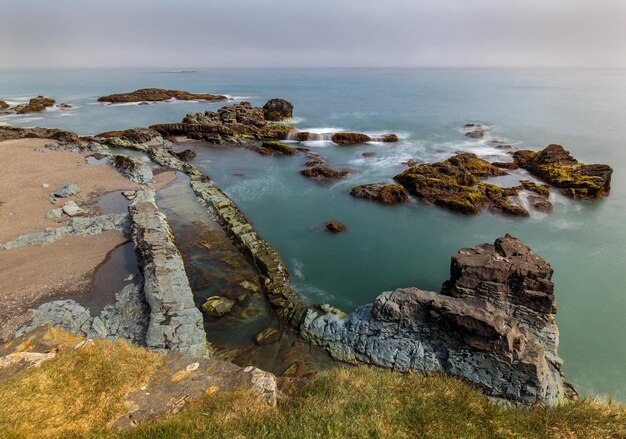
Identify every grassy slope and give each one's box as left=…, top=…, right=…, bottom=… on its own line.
left=0, top=339, right=623, bottom=438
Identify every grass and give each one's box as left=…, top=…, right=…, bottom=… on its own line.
left=0, top=339, right=624, bottom=438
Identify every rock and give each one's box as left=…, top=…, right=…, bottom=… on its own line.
left=513, top=144, right=612, bottom=200
left=129, top=189, right=211, bottom=358
left=0, top=126, right=81, bottom=145
left=236, top=294, right=250, bottom=305
left=61, top=201, right=84, bottom=217
left=362, top=152, right=376, bottom=157
left=122, top=191, right=137, bottom=200
left=169, top=149, right=197, bottom=161
left=529, top=195, right=554, bottom=213
left=520, top=180, right=551, bottom=197
left=332, top=132, right=371, bottom=145
left=300, top=235, right=568, bottom=405
left=350, top=183, right=408, bottom=205
left=491, top=161, right=519, bottom=170
left=325, top=221, right=347, bottom=234
left=41, top=183, right=50, bottom=189
left=394, top=153, right=525, bottom=215
left=262, top=98, right=294, bottom=121
left=489, top=139, right=513, bottom=149
left=13, top=96, right=55, bottom=114
left=58, top=103, right=73, bottom=109
left=98, top=88, right=228, bottom=104
left=255, top=327, right=282, bottom=345
left=96, top=128, right=163, bottom=145
left=300, top=166, right=350, bottom=179
left=402, top=159, right=422, bottom=167
left=465, top=126, right=486, bottom=138
left=108, top=155, right=153, bottom=183
left=259, top=141, right=297, bottom=155
left=46, top=208, right=63, bottom=219
left=202, top=296, right=236, bottom=317
left=53, top=183, right=80, bottom=198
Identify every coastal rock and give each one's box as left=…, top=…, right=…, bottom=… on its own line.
left=332, top=132, right=371, bottom=145
left=491, top=161, right=519, bottom=170
left=129, top=189, right=211, bottom=358
left=513, top=144, right=613, bottom=199
left=300, top=166, right=350, bottom=179
left=255, top=327, right=282, bottom=345
left=464, top=123, right=487, bottom=138
left=259, top=141, right=297, bottom=155
left=393, top=153, right=529, bottom=215
left=96, top=128, right=163, bottom=145
left=529, top=195, right=554, bottom=213
left=325, top=221, right=347, bottom=233
left=61, top=201, right=84, bottom=217
left=0, top=126, right=81, bottom=145
left=98, top=88, right=228, bottom=104
left=349, top=183, right=408, bottom=205
left=262, top=98, right=294, bottom=121
left=362, top=152, right=376, bottom=157
left=13, top=96, right=55, bottom=114
left=108, top=155, right=153, bottom=184
left=169, top=149, right=197, bottom=161
left=300, top=235, right=567, bottom=405
left=53, top=183, right=80, bottom=198
left=202, top=296, right=236, bottom=317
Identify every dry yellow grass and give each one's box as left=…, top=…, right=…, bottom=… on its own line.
left=0, top=339, right=161, bottom=438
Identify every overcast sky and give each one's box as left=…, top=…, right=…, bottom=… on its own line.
left=1, top=0, right=625, bottom=68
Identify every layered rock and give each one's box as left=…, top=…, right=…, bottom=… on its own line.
left=299, top=235, right=568, bottom=405
left=95, top=128, right=164, bottom=145
left=300, top=165, right=350, bottom=180
left=129, top=189, right=211, bottom=358
left=98, top=88, right=228, bottom=104
left=350, top=183, right=408, bottom=205
left=108, top=155, right=153, bottom=184
left=0, top=126, right=81, bottom=145
left=513, top=144, right=613, bottom=200
left=150, top=100, right=293, bottom=144
left=393, top=153, right=529, bottom=216
left=325, top=221, right=347, bottom=233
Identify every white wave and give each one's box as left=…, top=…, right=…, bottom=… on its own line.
left=222, top=95, right=252, bottom=101
left=300, top=140, right=335, bottom=148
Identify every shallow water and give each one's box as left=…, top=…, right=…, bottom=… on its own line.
left=1, top=68, right=625, bottom=400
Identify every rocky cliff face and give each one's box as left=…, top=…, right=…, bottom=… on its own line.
left=299, top=235, right=568, bottom=405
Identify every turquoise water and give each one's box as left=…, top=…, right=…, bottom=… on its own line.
left=1, top=68, right=625, bottom=401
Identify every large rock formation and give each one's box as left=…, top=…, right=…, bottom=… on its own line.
left=263, top=98, right=293, bottom=121
left=0, top=126, right=81, bottom=145
left=12, top=96, right=55, bottom=114
left=97, top=88, right=228, bottom=104
left=394, top=153, right=529, bottom=216
left=350, top=183, right=408, bottom=205
left=129, top=189, right=211, bottom=358
left=513, top=144, right=613, bottom=200
left=150, top=100, right=294, bottom=144
left=95, top=128, right=164, bottom=145
left=300, top=235, right=568, bottom=405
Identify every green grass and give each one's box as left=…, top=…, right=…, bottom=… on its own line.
left=1, top=339, right=624, bottom=438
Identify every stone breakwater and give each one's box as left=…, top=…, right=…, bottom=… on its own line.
left=299, top=235, right=568, bottom=405
left=129, top=189, right=212, bottom=358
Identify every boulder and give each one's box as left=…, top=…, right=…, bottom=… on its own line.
left=529, top=195, right=554, bottom=213
left=300, top=235, right=568, bottom=405
left=202, top=296, right=236, bottom=317
left=520, top=180, right=551, bottom=197
left=325, top=221, right=347, bottom=234
left=53, top=184, right=80, bottom=198
left=332, top=132, right=371, bottom=145
left=13, top=96, right=55, bottom=114
left=169, top=149, right=197, bottom=161
left=300, top=166, right=350, bottom=179
left=262, top=98, right=294, bottom=121
left=350, top=183, right=408, bottom=205
left=96, top=128, right=162, bottom=144
left=61, top=201, right=84, bottom=217
left=513, top=144, right=612, bottom=200
left=255, top=327, right=282, bottom=345
left=98, top=88, right=228, bottom=103
left=260, top=141, right=297, bottom=155
left=0, top=100, right=8, bottom=111
left=491, top=161, right=519, bottom=170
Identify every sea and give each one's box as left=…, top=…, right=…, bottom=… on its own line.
left=1, top=68, right=625, bottom=401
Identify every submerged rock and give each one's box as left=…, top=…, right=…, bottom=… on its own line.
left=332, top=132, right=372, bottom=145
left=53, top=183, right=80, bottom=198
left=300, top=235, right=568, bottom=405
left=98, top=88, right=228, bottom=104
left=202, top=296, right=236, bottom=317
left=350, top=183, right=408, bottom=205
left=300, top=165, right=350, bottom=180
left=325, top=221, right=347, bottom=234
left=255, top=327, right=282, bottom=345
left=61, top=201, right=84, bottom=217
left=0, top=126, right=81, bottom=145
left=513, top=144, right=613, bottom=200
left=0, top=100, right=9, bottom=111
left=96, top=128, right=163, bottom=145
left=262, top=98, right=294, bottom=121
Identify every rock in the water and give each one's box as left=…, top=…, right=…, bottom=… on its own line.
left=300, top=166, right=350, bottom=180
left=332, top=132, right=371, bottom=145
left=108, top=155, right=153, bottom=184
left=300, top=235, right=568, bottom=405
left=362, top=152, right=376, bottom=157
left=96, top=128, right=163, bottom=145
left=53, top=184, right=80, bottom=198
left=98, top=88, right=228, bottom=104
left=0, top=126, right=81, bottom=145
left=13, top=96, right=55, bottom=114
left=393, top=153, right=529, bottom=215
left=255, top=327, right=282, bottom=345
left=463, top=123, right=487, bottom=138
left=61, top=201, right=84, bottom=217
left=513, top=144, right=613, bottom=200
left=202, top=296, right=236, bottom=317
left=262, top=98, right=294, bottom=121
left=259, top=141, right=297, bottom=155
left=325, top=221, right=347, bottom=234
left=350, top=183, right=408, bottom=205
left=491, top=161, right=519, bottom=170
left=169, top=149, right=197, bottom=161
left=529, top=195, right=554, bottom=213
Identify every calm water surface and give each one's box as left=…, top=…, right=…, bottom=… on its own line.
left=1, top=68, right=624, bottom=400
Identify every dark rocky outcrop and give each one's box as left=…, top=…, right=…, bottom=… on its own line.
left=464, top=123, right=487, bottom=138
left=300, top=166, right=350, bottom=180
left=331, top=132, right=399, bottom=145
left=97, top=88, right=228, bottom=104
left=325, top=221, right=347, bottom=234
left=255, top=327, right=282, bottom=345
left=150, top=101, right=293, bottom=144
left=394, top=153, right=529, bottom=216
left=350, top=183, right=408, bottom=205
left=513, top=144, right=613, bottom=200
left=12, top=96, right=55, bottom=114
left=258, top=141, right=297, bottom=155
left=300, top=235, right=568, bottom=405
left=0, top=126, right=81, bottom=145
left=492, top=161, right=519, bottom=170
left=262, top=98, right=294, bottom=121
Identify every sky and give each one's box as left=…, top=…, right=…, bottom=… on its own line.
left=1, top=0, right=625, bottom=69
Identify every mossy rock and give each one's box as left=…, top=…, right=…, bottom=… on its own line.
left=261, top=141, right=297, bottom=155
left=0, top=100, right=9, bottom=110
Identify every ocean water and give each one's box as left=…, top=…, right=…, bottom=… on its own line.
left=1, top=68, right=625, bottom=401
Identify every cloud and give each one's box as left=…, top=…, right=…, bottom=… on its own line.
left=0, top=0, right=624, bottom=68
